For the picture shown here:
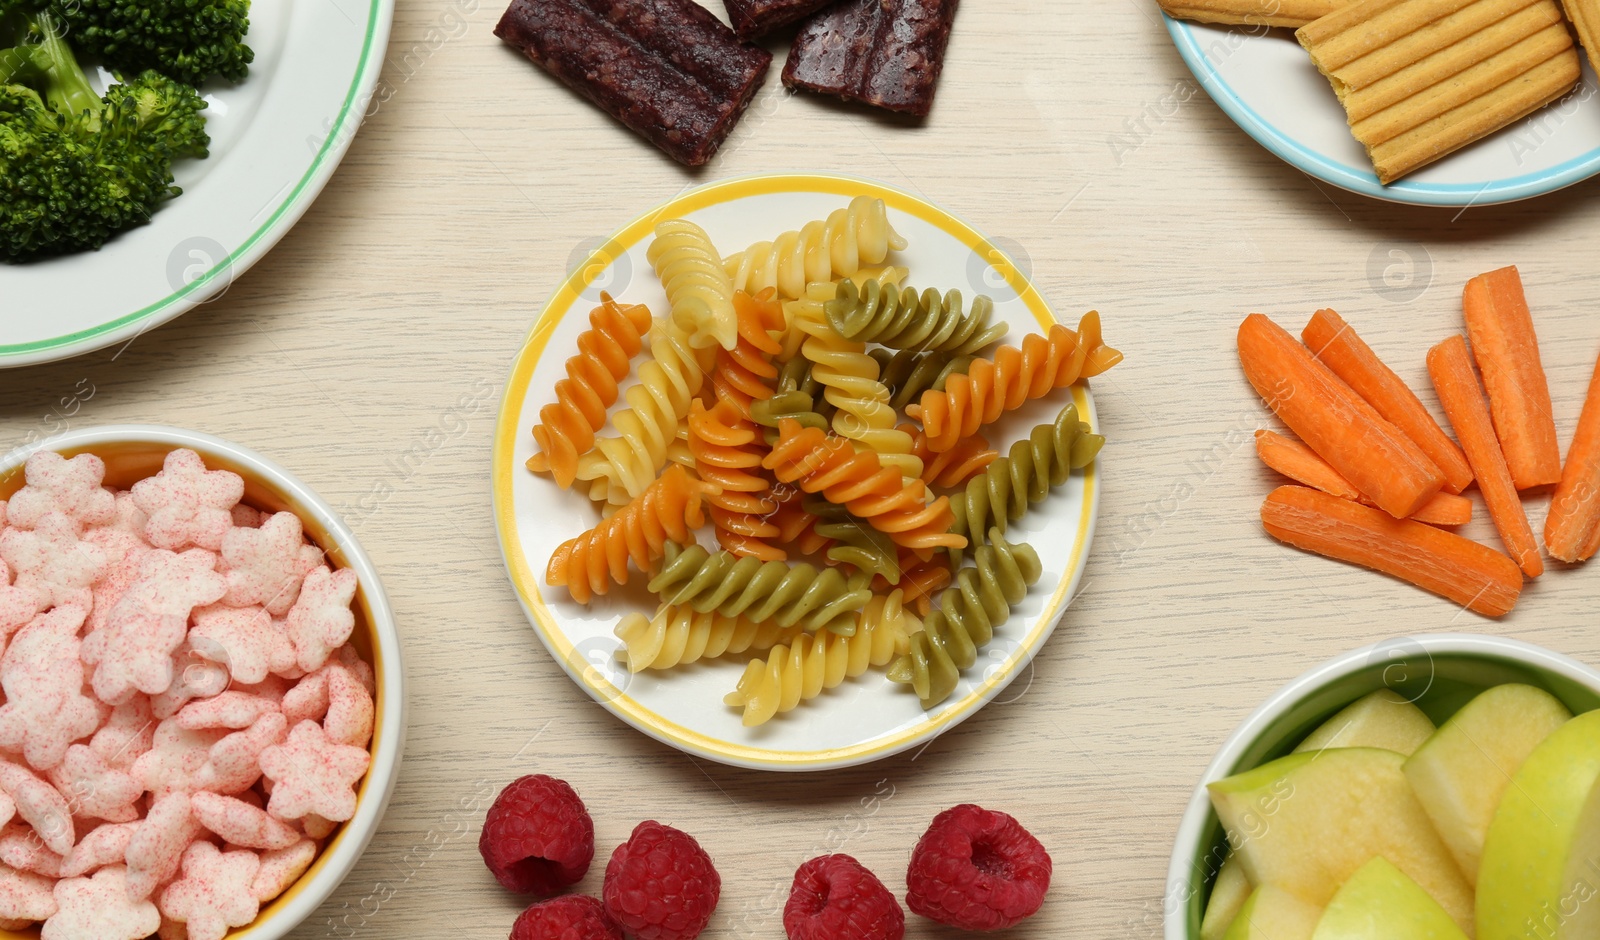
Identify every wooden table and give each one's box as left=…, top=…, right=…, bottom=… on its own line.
left=5, top=0, right=1599, bottom=935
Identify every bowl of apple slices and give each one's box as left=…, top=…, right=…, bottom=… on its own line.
left=1165, top=634, right=1600, bottom=940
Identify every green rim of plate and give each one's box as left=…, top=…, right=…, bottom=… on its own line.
left=0, top=0, right=388, bottom=360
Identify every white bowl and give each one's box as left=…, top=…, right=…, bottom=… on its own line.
left=1163, top=634, right=1600, bottom=940
left=0, top=424, right=406, bottom=940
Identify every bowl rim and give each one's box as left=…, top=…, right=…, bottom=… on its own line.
left=0, top=423, right=406, bottom=940
left=1161, top=633, right=1600, bottom=940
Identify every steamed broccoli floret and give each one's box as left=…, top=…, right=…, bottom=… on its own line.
left=50, top=0, right=253, bottom=85
left=1, top=11, right=209, bottom=261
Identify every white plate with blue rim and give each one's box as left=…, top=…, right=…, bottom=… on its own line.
left=1, top=0, right=394, bottom=368
left=1166, top=16, right=1600, bottom=205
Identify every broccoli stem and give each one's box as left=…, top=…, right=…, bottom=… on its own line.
left=0, top=11, right=98, bottom=114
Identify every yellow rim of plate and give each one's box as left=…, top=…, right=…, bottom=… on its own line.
left=492, top=173, right=1097, bottom=769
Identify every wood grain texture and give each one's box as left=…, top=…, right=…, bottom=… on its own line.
left=4, top=0, right=1600, bottom=936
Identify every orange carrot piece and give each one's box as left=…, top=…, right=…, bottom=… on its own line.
left=1303, top=309, right=1472, bottom=494
left=1462, top=266, right=1561, bottom=489
left=1255, top=429, right=1361, bottom=500
left=1546, top=348, right=1600, bottom=562
left=1410, top=492, right=1473, bottom=527
left=1261, top=485, right=1522, bottom=617
left=1427, top=335, right=1543, bottom=578
left=1256, top=429, right=1471, bottom=526
left=1238, top=314, right=1443, bottom=519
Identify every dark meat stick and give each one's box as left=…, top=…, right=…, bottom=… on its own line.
left=783, top=0, right=960, bottom=117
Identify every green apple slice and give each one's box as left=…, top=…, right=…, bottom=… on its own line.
left=1295, top=690, right=1437, bottom=757
left=1403, top=683, right=1572, bottom=885
left=1223, top=886, right=1323, bottom=940
left=1203, top=855, right=1253, bottom=940
left=1478, top=708, right=1600, bottom=940
left=1208, top=748, right=1473, bottom=933
left=1311, top=856, right=1469, bottom=940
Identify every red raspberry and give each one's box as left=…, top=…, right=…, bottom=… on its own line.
left=905, top=804, right=1052, bottom=932
left=602, top=820, right=720, bottom=940
left=480, top=775, right=595, bottom=895
left=784, top=854, right=904, bottom=940
left=510, top=896, right=622, bottom=940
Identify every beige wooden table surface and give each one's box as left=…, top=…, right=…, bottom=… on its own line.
left=6, top=0, right=1600, bottom=936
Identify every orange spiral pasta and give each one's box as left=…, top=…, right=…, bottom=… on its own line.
left=768, top=491, right=830, bottom=556
left=880, top=556, right=953, bottom=616
left=546, top=465, right=719, bottom=604
left=526, top=295, right=654, bottom=487
left=762, top=419, right=966, bottom=555
left=710, top=290, right=784, bottom=419
left=905, top=423, right=998, bottom=489
left=689, top=398, right=785, bottom=561
left=908, top=313, right=1123, bottom=453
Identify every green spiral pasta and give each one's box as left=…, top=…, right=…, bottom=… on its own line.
left=887, top=531, right=1043, bottom=709
left=826, top=279, right=1008, bottom=356
left=806, top=497, right=902, bottom=583
left=870, top=348, right=976, bottom=412
left=948, top=402, right=1104, bottom=566
left=648, top=542, right=873, bottom=636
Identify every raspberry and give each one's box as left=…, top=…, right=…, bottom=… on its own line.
left=510, top=896, right=622, bottom=940
left=905, top=804, right=1052, bottom=932
left=480, top=774, right=595, bottom=895
left=602, top=820, right=720, bottom=940
left=784, top=854, right=904, bottom=940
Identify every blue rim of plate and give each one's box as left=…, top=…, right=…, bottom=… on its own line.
left=1165, top=14, right=1600, bottom=206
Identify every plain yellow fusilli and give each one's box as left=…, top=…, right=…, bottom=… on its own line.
left=575, top=318, right=715, bottom=505
left=648, top=219, right=738, bottom=351
left=614, top=606, right=799, bottom=672
left=724, top=591, right=918, bottom=726
left=722, top=196, right=908, bottom=301
left=790, top=281, right=921, bottom=481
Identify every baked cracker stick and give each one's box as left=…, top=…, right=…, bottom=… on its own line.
left=1297, top=0, right=1580, bottom=183
left=1560, top=0, right=1600, bottom=73
left=1158, top=0, right=1343, bottom=29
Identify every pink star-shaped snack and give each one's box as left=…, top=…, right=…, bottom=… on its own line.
left=193, top=712, right=286, bottom=795
left=48, top=746, right=141, bottom=824
left=90, top=698, right=155, bottom=771
left=130, top=450, right=244, bottom=552
left=188, top=604, right=295, bottom=685
left=43, top=867, right=160, bottom=940
left=280, top=668, right=331, bottom=726
left=174, top=692, right=276, bottom=731
left=125, top=794, right=203, bottom=901
left=1, top=513, right=105, bottom=611
left=150, top=646, right=231, bottom=720
left=251, top=838, right=315, bottom=903
left=58, top=822, right=138, bottom=878
left=83, top=538, right=150, bottom=637
left=131, top=721, right=226, bottom=801
left=0, top=763, right=73, bottom=856
left=0, top=607, right=103, bottom=771
left=0, top=556, right=45, bottom=642
left=220, top=513, right=321, bottom=617
left=158, top=842, right=260, bottom=940
left=283, top=566, right=357, bottom=673
left=230, top=505, right=264, bottom=528
left=0, top=860, right=56, bottom=923
left=0, top=821, right=62, bottom=877
left=7, top=453, right=115, bottom=533
left=258, top=720, right=368, bottom=823
left=324, top=663, right=374, bottom=750
left=190, top=791, right=298, bottom=851
left=84, top=550, right=227, bottom=704
left=298, top=814, right=337, bottom=840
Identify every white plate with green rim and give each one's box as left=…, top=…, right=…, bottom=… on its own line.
left=492, top=173, right=1106, bottom=772
left=1, top=0, right=394, bottom=367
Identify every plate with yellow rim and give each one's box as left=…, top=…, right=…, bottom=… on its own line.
left=491, top=173, right=1103, bottom=772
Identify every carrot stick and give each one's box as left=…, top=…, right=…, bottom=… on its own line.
left=1427, top=335, right=1543, bottom=578
left=1238, top=314, right=1443, bottom=519
left=1261, top=485, right=1522, bottom=617
left=1256, top=429, right=1471, bottom=526
left=1462, top=266, right=1561, bottom=489
left=1546, top=348, right=1600, bottom=562
left=1302, top=309, right=1472, bottom=494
